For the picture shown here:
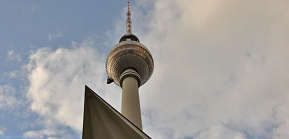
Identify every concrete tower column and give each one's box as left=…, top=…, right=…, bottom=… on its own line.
left=120, top=69, right=142, bottom=129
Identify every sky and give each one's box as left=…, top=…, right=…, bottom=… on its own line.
left=0, top=0, right=289, bottom=139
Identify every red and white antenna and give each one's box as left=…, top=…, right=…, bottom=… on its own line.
left=126, top=0, right=132, bottom=33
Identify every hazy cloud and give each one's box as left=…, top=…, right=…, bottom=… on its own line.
left=48, top=32, right=63, bottom=41
left=8, top=71, right=18, bottom=79
left=8, top=50, right=14, bottom=57
left=24, top=129, right=56, bottom=139
left=7, top=50, right=22, bottom=62
left=0, top=85, right=17, bottom=108
left=23, top=128, right=76, bottom=139
left=0, top=128, right=4, bottom=135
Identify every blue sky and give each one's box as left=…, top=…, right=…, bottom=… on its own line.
left=1, top=0, right=289, bottom=139
left=0, top=0, right=123, bottom=78
left=0, top=0, right=123, bottom=60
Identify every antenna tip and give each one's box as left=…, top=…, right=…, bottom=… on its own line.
left=126, top=0, right=132, bottom=33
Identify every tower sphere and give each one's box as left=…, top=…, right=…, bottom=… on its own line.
left=106, top=33, right=154, bottom=87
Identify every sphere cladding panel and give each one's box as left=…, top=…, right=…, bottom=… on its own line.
left=106, top=41, right=154, bottom=87
left=112, top=54, right=149, bottom=86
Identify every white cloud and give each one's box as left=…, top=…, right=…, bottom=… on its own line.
left=25, top=39, right=120, bottom=136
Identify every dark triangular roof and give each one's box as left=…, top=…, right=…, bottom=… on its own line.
left=82, top=85, right=151, bottom=139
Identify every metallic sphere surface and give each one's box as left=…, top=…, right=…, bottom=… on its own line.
left=106, top=34, right=154, bottom=87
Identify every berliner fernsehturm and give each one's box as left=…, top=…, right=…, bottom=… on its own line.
left=106, top=0, right=154, bottom=129
left=82, top=1, right=153, bottom=138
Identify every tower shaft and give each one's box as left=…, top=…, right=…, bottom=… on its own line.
left=121, top=70, right=142, bottom=129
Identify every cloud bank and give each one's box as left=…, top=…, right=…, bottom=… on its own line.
left=25, top=40, right=120, bottom=138
left=137, top=0, right=289, bottom=138
left=24, top=0, right=289, bottom=139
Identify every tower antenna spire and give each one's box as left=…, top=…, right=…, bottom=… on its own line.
left=126, top=0, right=132, bottom=33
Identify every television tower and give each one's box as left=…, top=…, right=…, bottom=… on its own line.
left=106, top=0, right=154, bottom=130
